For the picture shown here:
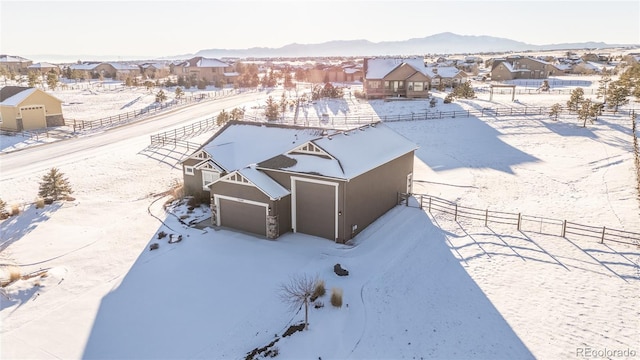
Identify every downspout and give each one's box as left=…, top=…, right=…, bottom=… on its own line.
left=342, top=180, right=347, bottom=243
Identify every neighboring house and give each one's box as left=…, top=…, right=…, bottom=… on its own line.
left=140, top=62, right=170, bottom=79
left=181, top=121, right=417, bottom=242
left=364, top=58, right=431, bottom=99
left=108, top=63, right=141, bottom=80
left=68, top=62, right=139, bottom=80
left=68, top=62, right=101, bottom=79
left=427, top=66, right=468, bottom=89
left=27, top=62, right=61, bottom=74
left=490, top=56, right=561, bottom=80
left=171, top=57, right=235, bottom=84
left=0, top=55, right=33, bottom=74
left=571, top=61, right=606, bottom=75
left=364, top=58, right=467, bottom=99
left=307, top=65, right=363, bottom=83
left=0, top=86, right=64, bottom=131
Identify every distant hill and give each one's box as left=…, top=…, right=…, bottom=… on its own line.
left=191, top=32, right=634, bottom=58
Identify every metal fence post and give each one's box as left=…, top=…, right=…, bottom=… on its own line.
left=601, top=227, right=605, bottom=243
left=517, top=213, right=521, bottom=230
left=485, top=209, right=488, bottom=227
left=562, top=220, right=566, bottom=237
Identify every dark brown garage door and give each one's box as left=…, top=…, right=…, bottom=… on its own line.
left=295, top=180, right=336, bottom=240
left=219, top=199, right=266, bottom=236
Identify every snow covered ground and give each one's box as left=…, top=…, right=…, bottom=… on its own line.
left=1, top=76, right=639, bottom=359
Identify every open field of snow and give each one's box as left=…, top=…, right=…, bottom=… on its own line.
left=1, top=75, right=639, bottom=359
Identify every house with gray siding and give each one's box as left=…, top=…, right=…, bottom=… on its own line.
left=181, top=121, right=417, bottom=243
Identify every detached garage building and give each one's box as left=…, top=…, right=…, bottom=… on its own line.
left=0, top=86, right=64, bottom=131
left=181, top=121, right=417, bottom=243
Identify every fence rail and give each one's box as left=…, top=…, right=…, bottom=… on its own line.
left=66, top=89, right=240, bottom=131
left=405, top=193, right=640, bottom=247
left=243, top=104, right=637, bottom=127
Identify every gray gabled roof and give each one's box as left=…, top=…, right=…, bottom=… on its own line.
left=0, top=86, right=31, bottom=102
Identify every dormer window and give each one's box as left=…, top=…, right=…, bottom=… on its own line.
left=228, top=172, right=250, bottom=184
left=289, top=142, right=331, bottom=157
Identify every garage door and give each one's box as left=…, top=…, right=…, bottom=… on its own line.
left=294, top=180, right=336, bottom=240
left=219, top=198, right=267, bottom=236
left=20, top=106, right=46, bottom=130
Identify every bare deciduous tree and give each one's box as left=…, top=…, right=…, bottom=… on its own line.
left=279, top=274, right=318, bottom=330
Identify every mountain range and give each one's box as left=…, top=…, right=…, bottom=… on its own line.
left=190, top=32, right=634, bottom=59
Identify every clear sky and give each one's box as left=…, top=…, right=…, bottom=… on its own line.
left=1, top=0, right=639, bottom=60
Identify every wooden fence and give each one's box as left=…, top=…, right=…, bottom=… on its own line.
left=66, top=89, right=239, bottom=131
left=402, top=193, right=640, bottom=247
left=633, top=112, right=640, bottom=201
left=149, top=115, right=218, bottom=148
left=245, top=105, right=638, bottom=127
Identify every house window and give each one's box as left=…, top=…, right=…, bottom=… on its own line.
left=413, top=82, right=424, bottom=92
left=184, top=166, right=194, bottom=175
left=384, top=81, right=390, bottom=89
left=202, top=171, right=219, bottom=190
left=368, top=81, right=380, bottom=89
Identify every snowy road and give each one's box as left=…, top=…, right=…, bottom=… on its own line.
left=0, top=90, right=273, bottom=181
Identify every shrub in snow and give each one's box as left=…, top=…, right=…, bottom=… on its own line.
left=0, top=266, right=21, bottom=287
left=0, top=198, right=7, bottom=219
left=10, top=204, right=20, bottom=217
left=330, top=287, right=343, bottom=308
left=311, top=279, right=326, bottom=301
left=443, top=93, right=454, bottom=104
left=35, top=198, right=45, bottom=209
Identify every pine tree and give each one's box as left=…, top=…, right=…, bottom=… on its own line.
left=216, top=109, right=229, bottom=126
left=144, top=80, right=155, bottom=92
left=618, top=63, right=640, bottom=100
left=284, top=71, right=294, bottom=89
left=279, top=92, right=288, bottom=118
left=230, top=107, right=245, bottom=121
left=605, top=81, right=630, bottom=113
left=566, top=87, right=585, bottom=112
left=38, top=168, right=73, bottom=201
left=46, top=70, right=58, bottom=90
left=577, top=99, right=601, bottom=127
left=452, top=81, right=475, bottom=99
left=596, top=68, right=611, bottom=99
left=264, top=96, right=279, bottom=121
left=549, top=103, right=562, bottom=121
left=28, top=71, right=39, bottom=87
left=155, top=89, right=167, bottom=103
left=175, top=87, right=184, bottom=99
